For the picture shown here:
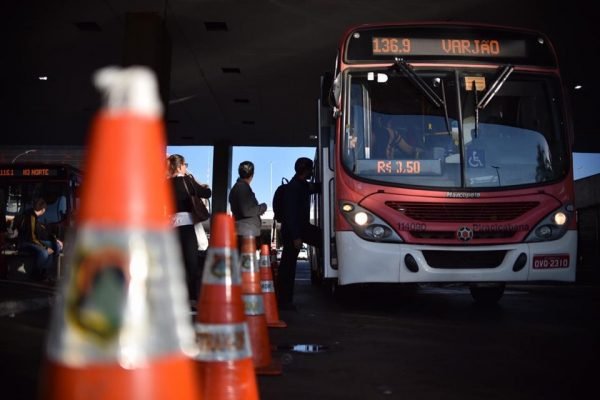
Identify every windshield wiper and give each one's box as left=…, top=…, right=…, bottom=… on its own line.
left=393, top=57, right=451, bottom=134
left=477, top=65, right=514, bottom=110
left=473, top=80, right=479, bottom=138
left=438, top=78, right=451, bottom=137
left=473, top=65, right=513, bottom=138
left=393, top=57, right=443, bottom=107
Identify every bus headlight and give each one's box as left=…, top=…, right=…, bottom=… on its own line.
left=553, top=211, right=567, bottom=226
left=535, top=225, right=553, bottom=239
left=354, top=211, right=369, bottom=225
left=340, top=201, right=403, bottom=243
left=365, top=225, right=391, bottom=240
left=525, top=205, right=573, bottom=243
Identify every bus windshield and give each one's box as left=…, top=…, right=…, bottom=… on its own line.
left=342, top=67, right=568, bottom=189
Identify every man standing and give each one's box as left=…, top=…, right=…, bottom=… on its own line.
left=276, top=157, right=321, bottom=310
left=228, top=161, right=267, bottom=249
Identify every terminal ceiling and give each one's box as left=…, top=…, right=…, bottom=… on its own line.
left=2, top=0, right=598, bottom=152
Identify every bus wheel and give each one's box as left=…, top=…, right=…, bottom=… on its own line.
left=469, top=283, right=505, bottom=304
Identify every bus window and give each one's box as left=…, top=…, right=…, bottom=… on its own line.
left=341, top=68, right=567, bottom=189
left=461, top=73, right=567, bottom=187
left=343, top=70, right=462, bottom=187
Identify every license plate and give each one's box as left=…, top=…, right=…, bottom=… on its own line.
left=532, top=254, right=569, bottom=269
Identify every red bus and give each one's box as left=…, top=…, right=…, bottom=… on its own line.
left=1, top=163, right=82, bottom=279
left=312, top=22, right=576, bottom=302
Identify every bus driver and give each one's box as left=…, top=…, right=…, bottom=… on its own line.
left=381, top=117, right=424, bottom=159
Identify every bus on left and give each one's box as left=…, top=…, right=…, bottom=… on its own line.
left=0, top=163, right=82, bottom=281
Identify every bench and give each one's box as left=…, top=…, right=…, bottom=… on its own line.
left=0, top=247, right=64, bottom=281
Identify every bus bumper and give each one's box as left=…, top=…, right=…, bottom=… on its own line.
left=336, top=231, right=577, bottom=285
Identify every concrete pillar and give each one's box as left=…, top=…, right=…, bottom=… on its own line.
left=211, top=141, right=232, bottom=214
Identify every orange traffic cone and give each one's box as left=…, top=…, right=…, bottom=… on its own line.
left=194, top=214, right=259, bottom=400
left=240, top=236, right=282, bottom=375
left=259, top=244, right=287, bottom=328
left=39, top=67, right=201, bottom=399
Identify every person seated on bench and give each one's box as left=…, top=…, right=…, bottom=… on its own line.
left=16, top=198, right=63, bottom=282
left=38, top=185, right=67, bottom=239
left=0, top=188, right=7, bottom=245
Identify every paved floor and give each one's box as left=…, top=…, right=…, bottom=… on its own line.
left=1, top=263, right=599, bottom=400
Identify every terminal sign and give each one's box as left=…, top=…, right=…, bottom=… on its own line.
left=372, top=37, right=525, bottom=57
left=0, top=168, right=58, bottom=177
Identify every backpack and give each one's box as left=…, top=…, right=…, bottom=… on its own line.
left=272, top=177, right=289, bottom=222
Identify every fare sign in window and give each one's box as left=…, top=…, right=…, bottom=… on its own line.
left=355, top=159, right=442, bottom=176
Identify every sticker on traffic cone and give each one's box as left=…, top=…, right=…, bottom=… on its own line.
left=194, top=213, right=259, bottom=400
left=39, top=66, right=201, bottom=400
left=259, top=244, right=286, bottom=328
left=240, top=236, right=282, bottom=375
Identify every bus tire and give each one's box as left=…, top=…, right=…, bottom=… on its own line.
left=309, top=247, right=324, bottom=286
left=469, top=283, right=505, bottom=304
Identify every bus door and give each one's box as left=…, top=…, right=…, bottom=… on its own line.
left=312, top=75, right=338, bottom=283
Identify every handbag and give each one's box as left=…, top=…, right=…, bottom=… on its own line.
left=181, top=176, right=210, bottom=223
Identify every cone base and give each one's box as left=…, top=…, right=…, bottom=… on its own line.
left=41, top=354, right=200, bottom=400
left=263, top=291, right=286, bottom=329
left=255, top=358, right=283, bottom=376
left=267, top=320, right=287, bottom=328
left=246, top=314, right=275, bottom=369
left=198, top=358, right=259, bottom=400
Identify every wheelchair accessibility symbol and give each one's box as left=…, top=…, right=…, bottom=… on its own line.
left=467, top=149, right=485, bottom=168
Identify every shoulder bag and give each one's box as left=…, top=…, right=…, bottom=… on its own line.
left=181, top=176, right=210, bottom=223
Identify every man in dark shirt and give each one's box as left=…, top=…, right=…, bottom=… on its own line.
left=17, top=198, right=63, bottom=281
left=228, top=161, right=267, bottom=250
left=276, top=157, right=321, bottom=310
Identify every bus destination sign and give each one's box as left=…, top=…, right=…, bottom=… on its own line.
left=0, top=167, right=59, bottom=177
left=372, top=37, right=526, bottom=58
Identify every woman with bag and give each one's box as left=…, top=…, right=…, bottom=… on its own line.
left=167, top=154, right=212, bottom=303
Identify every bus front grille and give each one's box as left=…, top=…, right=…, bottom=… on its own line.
left=386, top=201, right=539, bottom=222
